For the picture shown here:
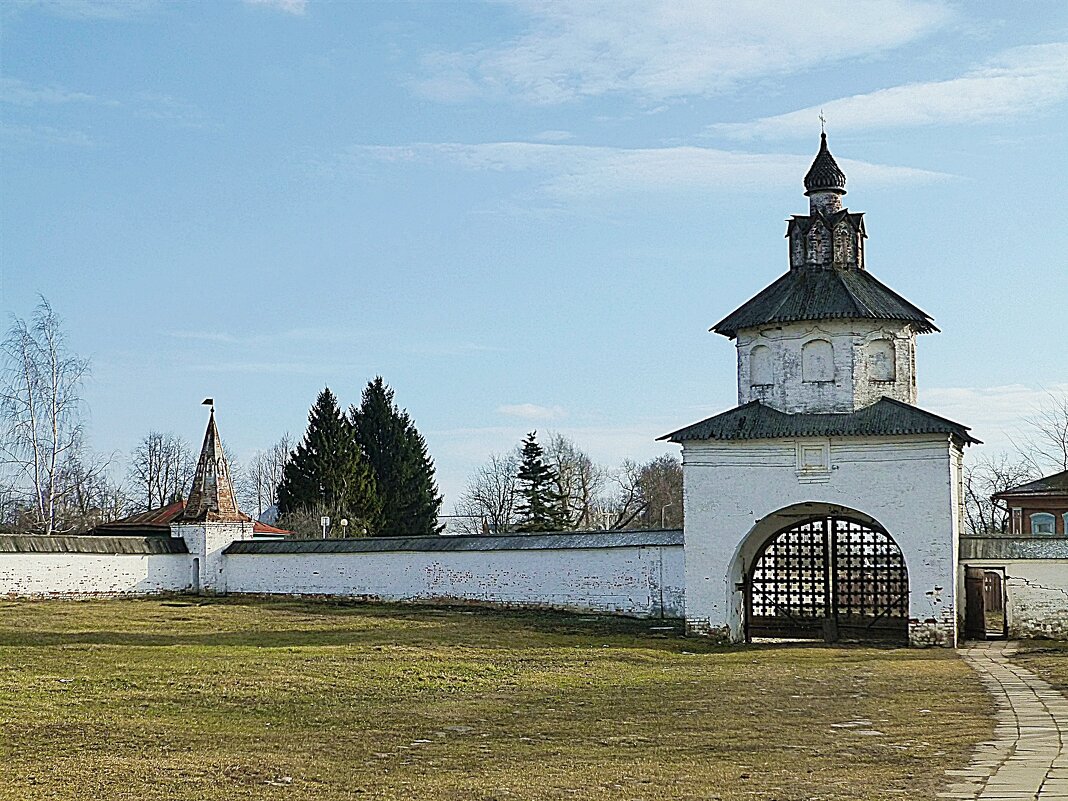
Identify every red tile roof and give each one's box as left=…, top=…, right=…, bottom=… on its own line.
left=89, top=499, right=291, bottom=537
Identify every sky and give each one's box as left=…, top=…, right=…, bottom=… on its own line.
left=1, top=0, right=1066, bottom=510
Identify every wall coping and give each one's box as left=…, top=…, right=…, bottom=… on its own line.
left=0, top=535, right=189, bottom=555
left=224, top=529, right=684, bottom=556
left=960, top=536, right=1068, bottom=560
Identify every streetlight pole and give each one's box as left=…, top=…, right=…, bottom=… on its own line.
left=661, top=502, right=674, bottom=529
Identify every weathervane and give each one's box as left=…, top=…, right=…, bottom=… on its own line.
left=819, top=109, right=826, bottom=135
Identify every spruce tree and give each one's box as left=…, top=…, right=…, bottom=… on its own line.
left=277, top=387, right=381, bottom=534
left=514, top=431, right=567, bottom=533
left=351, top=377, right=443, bottom=536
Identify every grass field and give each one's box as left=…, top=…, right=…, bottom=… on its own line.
left=1012, top=640, right=1068, bottom=691
left=0, top=597, right=992, bottom=801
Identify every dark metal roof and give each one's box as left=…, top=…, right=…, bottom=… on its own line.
left=993, top=469, right=1068, bottom=499
left=961, top=536, right=1068, bottom=560
left=0, top=535, right=189, bottom=554
left=225, top=529, right=684, bottom=556
left=661, top=398, right=979, bottom=445
left=712, top=266, right=936, bottom=339
left=804, top=133, right=846, bottom=195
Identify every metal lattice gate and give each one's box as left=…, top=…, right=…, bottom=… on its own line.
left=746, top=516, right=909, bottom=644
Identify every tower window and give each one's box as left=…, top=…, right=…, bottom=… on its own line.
left=868, top=339, right=896, bottom=382
left=750, top=344, right=773, bottom=386
left=801, top=339, right=834, bottom=382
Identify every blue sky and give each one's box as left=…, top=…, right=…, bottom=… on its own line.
left=2, top=0, right=1066, bottom=507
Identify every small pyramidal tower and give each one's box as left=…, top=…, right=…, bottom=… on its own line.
left=180, top=405, right=245, bottom=523
left=172, top=401, right=254, bottom=593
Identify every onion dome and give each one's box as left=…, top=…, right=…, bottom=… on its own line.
left=804, top=133, right=846, bottom=196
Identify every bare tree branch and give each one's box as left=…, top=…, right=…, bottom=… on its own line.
left=963, top=453, right=1038, bottom=536
left=127, top=432, right=194, bottom=511
left=1017, top=391, right=1068, bottom=474
left=454, top=450, right=520, bottom=535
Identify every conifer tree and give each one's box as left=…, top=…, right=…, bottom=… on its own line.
left=514, top=431, right=567, bottom=533
left=351, top=377, right=443, bottom=536
left=277, top=387, right=381, bottom=534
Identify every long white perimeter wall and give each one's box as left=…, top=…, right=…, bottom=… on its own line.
left=0, top=533, right=685, bottom=619
left=224, top=539, right=685, bottom=618
left=0, top=552, right=192, bottom=596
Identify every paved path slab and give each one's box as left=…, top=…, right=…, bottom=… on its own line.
left=941, top=641, right=1068, bottom=800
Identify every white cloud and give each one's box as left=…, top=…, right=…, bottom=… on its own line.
left=0, top=122, right=95, bottom=148
left=190, top=361, right=359, bottom=375
left=130, top=91, right=206, bottom=127
left=922, top=383, right=1068, bottom=456
left=413, top=0, right=952, bottom=104
left=711, top=43, right=1068, bottom=139
left=532, top=130, right=573, bottom=142
left=0, top=77, right=102, bottom=106
left=243, top=0, right=306, bottom=14
left=0, top=79, right=206, bottom=130
left=13, top=0, right=156, bottom=19
left=335, top=141, right=949, bottom=198
left=497, top=403, right=567, bottom=421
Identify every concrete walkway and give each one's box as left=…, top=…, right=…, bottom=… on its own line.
left=941, top=641, right=1068, bottom=800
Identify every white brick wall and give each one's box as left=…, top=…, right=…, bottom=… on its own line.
left=0, top=552, right=192, bottom=597
left=960, top=560, right=1068, bottom=639
left=224, top=544, right=685, bottom=618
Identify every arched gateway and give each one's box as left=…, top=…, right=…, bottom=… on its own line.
left=746, top=515, right=908, bottom=644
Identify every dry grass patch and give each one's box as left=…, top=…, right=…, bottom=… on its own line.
left=0, top=597, right=991, bottom=801
left=1010, top=639, right=1068, bottom=690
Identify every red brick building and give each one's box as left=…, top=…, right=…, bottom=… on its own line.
left=994, top=470, right=1068, bottom=536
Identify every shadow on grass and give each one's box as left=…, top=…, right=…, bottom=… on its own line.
left=0, top=595, right=912, bottom=655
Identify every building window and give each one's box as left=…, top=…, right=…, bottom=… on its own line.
left=750, top=344, right=773, bottom=386
left=802, top=339, right=834, bottom=382
left=1031, top=513, right=1056, bottom=535
left=1012, top=507, right=1022, bottom=535
left=868, top=339, right=896, bottom=382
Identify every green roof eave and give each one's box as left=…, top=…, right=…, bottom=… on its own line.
left=660, top=398, right=979, bottom=446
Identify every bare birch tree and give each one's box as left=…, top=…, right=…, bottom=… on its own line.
left=454, top=450, right=519, bottom=534
left=127, top=432, right=194, bottom=511
left=246, top=434, right=292, bottom=518
left=0, top=298, right=96, bottom=535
